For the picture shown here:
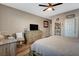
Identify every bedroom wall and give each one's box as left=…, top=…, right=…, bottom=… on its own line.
left=0, top=4, right=51, bottom=37
left=52, top=9, right=79, bottom=37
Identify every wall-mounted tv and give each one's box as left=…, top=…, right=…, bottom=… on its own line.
left=30, top=24, right=38, bottom=30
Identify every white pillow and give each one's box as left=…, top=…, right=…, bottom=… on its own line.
left=16, top=32, right=24, bottom=41
left=0, top=34, right=5, bottom=40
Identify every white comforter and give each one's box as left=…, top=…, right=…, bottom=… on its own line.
left=31, top=36, right=79, bottom=56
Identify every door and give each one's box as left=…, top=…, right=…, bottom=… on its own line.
left=64, top=18, right=76, bottom=37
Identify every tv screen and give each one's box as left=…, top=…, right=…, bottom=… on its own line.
left=30, top=24, right=38, bottom=30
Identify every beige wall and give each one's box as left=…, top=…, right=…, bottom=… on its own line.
left=52, top=9, right=79, bottom=37
left=0, top=4, right=50, bottom=37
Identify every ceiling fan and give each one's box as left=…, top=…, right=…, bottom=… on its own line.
left=39, top=3, right=63, bottom=11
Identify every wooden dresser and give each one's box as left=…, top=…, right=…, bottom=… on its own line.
left=25, top=30, right=43, bottom=44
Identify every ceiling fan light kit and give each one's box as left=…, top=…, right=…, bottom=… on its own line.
left=47, top=7, right=52, bottom=11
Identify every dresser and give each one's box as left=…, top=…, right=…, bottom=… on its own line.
left=25, top=30, right=43, bottom=44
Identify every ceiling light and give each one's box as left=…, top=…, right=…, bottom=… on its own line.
left=47, top=7, right=52, bottom=11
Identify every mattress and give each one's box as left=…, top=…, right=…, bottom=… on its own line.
left=31, top=36, right=79, bottom=56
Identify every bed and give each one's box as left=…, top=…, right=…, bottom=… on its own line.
left=31, top=36, right=79, bottom=56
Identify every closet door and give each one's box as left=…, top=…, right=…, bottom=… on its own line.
left=64, top=18, right=76, bottom=37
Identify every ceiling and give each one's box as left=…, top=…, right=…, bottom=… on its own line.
left=2, top=3, right=79, bottom=19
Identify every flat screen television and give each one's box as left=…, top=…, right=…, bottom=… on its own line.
left=30, top=24, right=38, bottom=30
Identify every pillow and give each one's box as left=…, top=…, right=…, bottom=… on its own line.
left=16, top=32, right=24, bottom=41
left=8, top=36, right=15, bottom=40
left=0, top=34, right=5, bottom=40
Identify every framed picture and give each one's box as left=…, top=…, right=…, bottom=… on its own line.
left=43, top=21, right=48, bottom=28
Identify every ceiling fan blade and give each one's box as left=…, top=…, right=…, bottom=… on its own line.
left=43, top=8, right=48, bottom=11
left=52, top=3, right=63, bottom=6
left=39, top=4, right=48, bottom=7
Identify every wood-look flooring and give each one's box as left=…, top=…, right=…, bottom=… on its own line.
left=16, top=44, right=31, bottom=56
